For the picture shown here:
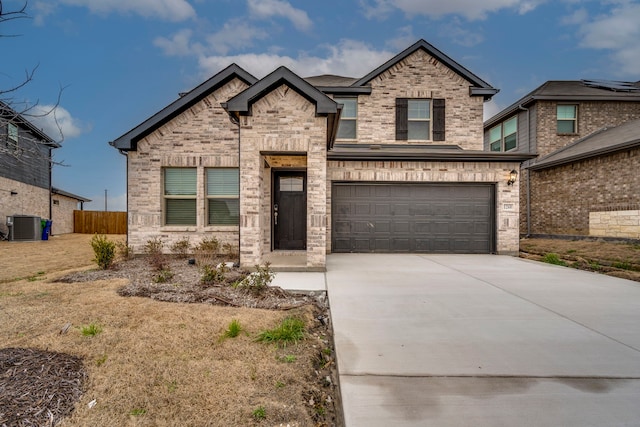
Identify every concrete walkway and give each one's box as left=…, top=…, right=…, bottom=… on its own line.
left=326, top=254, right=640, bottom=426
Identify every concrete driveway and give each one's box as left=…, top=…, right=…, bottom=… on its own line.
left=326, top=254, right=640, bottom=426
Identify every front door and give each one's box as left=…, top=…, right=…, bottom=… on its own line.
left=273, top=171, right=307, bottom=250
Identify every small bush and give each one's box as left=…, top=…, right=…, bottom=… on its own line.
left=81, top=323, right=103, bottom=337
left=91, top=234, right=116, bottom=270
left=220, top=319, right=243, bottom=341
left=116, top=241, right=134, bottom=260
left=153, top=268, right=174, bottom=283
left=237, top=263, right=274, bottom=295
left=613, top=261, right=633, bottom=270
left=252, top=406, right=266, bottom=421
left=171, top=237, right=191, bottom=259
left=257, top=317, right=305, bottom=347
left=194, top=237, right=220, bottom=266
left=542, top=253, right=567, bottom=266
left=144, top=237, right=166, bottom=271
left=222, top=242, right=239, bottom=259
left=200, top=264, right=226, bottom=287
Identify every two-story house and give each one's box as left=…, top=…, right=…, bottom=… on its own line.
left=484, top=80, right=640, bottom=238
left=110, top=39, right=533, bottom=270
left=0, top=101, right=90, bottom=238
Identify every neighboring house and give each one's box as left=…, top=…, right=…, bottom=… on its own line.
left=484, top=80, right=640, bottom=237
left=51, top=187, right=91, bottom=235
left=0, top=102, right=89, bottom=238
left=110, top=39, right=532, bottom=270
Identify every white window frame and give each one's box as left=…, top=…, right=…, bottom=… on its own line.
left=407, top=99, right=431, bottom=141
left=206, top=168, right=240, bottom=226
left=489, top=116, right=517, bottom=152
left=335, top=97, right=357, bottom=140
left=7, top=123, right=18, bottom=143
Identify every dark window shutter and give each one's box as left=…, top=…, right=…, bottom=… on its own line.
left=432, top=98, right=445, bottom=141
left=396, top=98, right=408, bottom=141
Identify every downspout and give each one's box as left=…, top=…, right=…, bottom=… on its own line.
left=518, top=104, right=532, bottom=237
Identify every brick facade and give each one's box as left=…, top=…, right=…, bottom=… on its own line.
left=0, top=176, right=50, bottom=236
left=51, top=194, right=80, bottom=234
left=529, top=147, right=640, bottom=235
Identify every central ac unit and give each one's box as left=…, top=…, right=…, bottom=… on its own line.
left=11, top=215, right=42, bottom=241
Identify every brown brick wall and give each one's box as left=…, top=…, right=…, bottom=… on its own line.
left=0, top=176, right=50, bottom=236
left=529, top=147, right=640, bottom=235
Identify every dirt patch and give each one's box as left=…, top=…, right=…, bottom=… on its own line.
left=520, top=237, right=640, bottom=282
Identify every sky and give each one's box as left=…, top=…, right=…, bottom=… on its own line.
left=2, top=0, right=639, bottom=211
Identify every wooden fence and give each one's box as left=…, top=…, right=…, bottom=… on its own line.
left=74, top=210, right=127, bottom=234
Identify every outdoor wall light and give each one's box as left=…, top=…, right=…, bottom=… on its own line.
left=507, top=170, right=518, bottom=186
left=10, top=191, right=17, bottom=196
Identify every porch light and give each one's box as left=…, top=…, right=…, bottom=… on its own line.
left=507, top=170, right=518, bottom=186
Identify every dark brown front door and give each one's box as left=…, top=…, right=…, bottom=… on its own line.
left=273, top=171, right=307, bottom=250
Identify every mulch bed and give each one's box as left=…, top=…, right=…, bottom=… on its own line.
left=0, top=348, right=86, bottom=427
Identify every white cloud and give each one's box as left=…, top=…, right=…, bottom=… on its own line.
left=198, top=39, right=394, bottom=79
left=33, top=2, right=57, bottom=26
left=154, top=29, right=202, bottom=56
left=58, top=0, right=195, bottom=21
left=386, top=26, right=416, bottom=50
left=574, top=2, right=640, bottom=76
left=438, top=18, right=484, bottom=47
left=247, top=0, right=313, bottom=31
left=483, top=99, right=503, bottom=122
left=361, top=0, right=547, bottom=21
left=28, top=105, right=86, bottom=141
left=205, top=19, right=269, bottom=55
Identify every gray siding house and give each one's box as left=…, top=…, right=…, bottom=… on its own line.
left=111, top=39, right=533, bottom=270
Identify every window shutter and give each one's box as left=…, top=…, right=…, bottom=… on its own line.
left=432, top=98, right=445, bottom=141
left=395, top=98, right=408, bottom=141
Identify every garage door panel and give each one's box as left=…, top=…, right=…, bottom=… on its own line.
left=332, top=183, right=494, bottom=254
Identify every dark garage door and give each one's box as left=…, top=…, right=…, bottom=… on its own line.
left=332, top=183, right=495, bottom=253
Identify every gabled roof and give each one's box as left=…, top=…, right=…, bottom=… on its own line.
left=351, top=39, right=498, bottom=100
left=223, top=66, right=338, bottom=116
left=52, top=187, right=91, bottom=202
left=110, top=64, right=257, bottom=151
left=485, top=80, right=640, bottom=128
left=528, top=118, right=640, bottom=170
left=0, top=100, right=58, bottom=147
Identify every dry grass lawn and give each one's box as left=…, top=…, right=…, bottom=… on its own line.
left=0, top=235, right=339, bottom=426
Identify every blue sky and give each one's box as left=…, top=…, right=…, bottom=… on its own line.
left=3, top=0, right=639, bottom=211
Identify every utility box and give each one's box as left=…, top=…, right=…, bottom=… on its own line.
left=10, top=215, right=42, bottom=241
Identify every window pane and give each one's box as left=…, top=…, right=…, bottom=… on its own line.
left=490, top=141, right=501, bottom=152
left=336, top=98, right=357, bottom=118
left=280, top=176, right=304, bottom=192
left=166, top=199, right=196, bottom=225
left=504, top=133, right=517, bottom=151
left=207, top=168, right=239, bottom=196
left=503, top=117, right=517, bottom=136
left=489, top=126, right=502, bottom=143
left=408, top=100, right=430, bottom=119
left=557, top=105, right=576, bottom=120
left=208, top=199, right=239, bottom=225
left=408, top=121, right=430, bottom=140
left=557, top=120, right=575, bottom=133
left=8, top=123, right=18, bottom=142
left=336, top=120, right=356, bottom=139
left=165, top=168, right=196, bottom=195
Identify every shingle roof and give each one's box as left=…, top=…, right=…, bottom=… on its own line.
left=485, top=80, right=640, bottom=128
left=528, top=118, right=640, bottom=170
left=304, top=75, right=358, bottom=87
left=52, top=187, right=91, bottom=202
left=110, top=64, right=257, bottom=151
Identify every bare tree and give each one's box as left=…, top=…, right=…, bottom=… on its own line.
left=0, top=0, right=66, bottom=168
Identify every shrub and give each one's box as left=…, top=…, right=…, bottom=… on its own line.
left=144, top=237, right=165, bottom=271
left=194, top=237, right=220, bottom=266
left=171, top=237, right=191, bottom=259
left=200, top=264, right=226, bottom=287
left=91, top=234, right=116, bottom=270
left=237, top=263, right=274, bottom=295
left=81, top=323, right=103, bottom=337
left=153, top=268, right=174, bottom=283
left=222, top=242, right=239, bottom=260
left=116, top=241, right=134, bottom=260
left=220, top=319, right=243, bottom=341
left=542, top=252, right=567, bottom=266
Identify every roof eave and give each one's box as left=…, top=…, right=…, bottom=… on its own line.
left=315, top=86, right=372, bottom=95
left=528, top=139, right=640, bottom=170
left=470, top=87, right=500, bottom=101
left=328, top=150, right=536, bottom=162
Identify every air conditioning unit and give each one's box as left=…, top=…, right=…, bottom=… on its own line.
left=11, top=215, right=42, bottom=241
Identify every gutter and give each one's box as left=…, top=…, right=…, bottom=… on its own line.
left=327, top=151, right=535, bottom=162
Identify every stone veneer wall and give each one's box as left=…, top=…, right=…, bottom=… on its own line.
left=51, top=194, right=79, bottom=234
left=126, top=78, right=249, bottom=253
left=0, top=176, right=50, bottom=236
left=327, top=160, right=522, bottom=255
left=339, top=49, right=485, bottom=150
left=529, top=147, right=640, bottom=236
left=590, top=210, right=640, bottom=239
left=239, top=85, right=327, bottom=268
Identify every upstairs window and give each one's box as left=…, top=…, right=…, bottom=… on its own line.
left=489, top=116, right=517, bottom=152
left=335, top=97, right=357, bottom=139
left=164, top=168, right=197, bottom=225
left=557, top=105, right=577, bottom=134
left=207, top=168, right=239, bottom=225
left=7, top=123, right=18, bottom=143
left=396, top=98, right=445, bottom=141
